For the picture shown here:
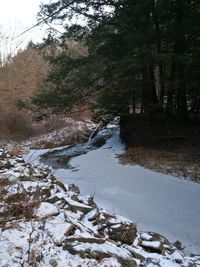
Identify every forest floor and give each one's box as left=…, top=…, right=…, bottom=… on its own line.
left=120, top=115, right=200, bottom=183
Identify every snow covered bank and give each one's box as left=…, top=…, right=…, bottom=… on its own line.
left=24, top=118, right=96, bottom=149
left=1, top=146, right=200, bottom=266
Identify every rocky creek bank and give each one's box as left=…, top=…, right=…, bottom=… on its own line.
left=0, top=145, right=199, bottom=267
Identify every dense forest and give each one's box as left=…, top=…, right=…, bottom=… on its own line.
left=28, top=0, right=200, bottom=121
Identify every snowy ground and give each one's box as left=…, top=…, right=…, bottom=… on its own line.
left=2, top=147, right=200, bottom=266
left=25, top=122, right=200, bottom=255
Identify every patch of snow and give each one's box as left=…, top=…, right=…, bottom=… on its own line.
left=141, top=233, right=153, bottom=241
left=45, top=217, right=72, bottom=243
left=34, top=202, right=59, bottom=217
left=170, top=250, right=185, bottom=263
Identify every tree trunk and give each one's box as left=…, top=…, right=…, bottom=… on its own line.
left=150, top=0, right=165, bottom=109
left=177, top=81, right=188, bottom=119
left=142, top=64, right=158, bottom=115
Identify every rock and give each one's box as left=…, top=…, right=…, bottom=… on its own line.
left=41, top=188, right=52, bottom=198
left=143, top=258, right=161, bottom=267
left=86, top=208, right=99, bottom=222
left=140, top=232, right=153, bottom=241
left=0, top=161, right=13, bottom=169
left=170, top=250, right=185, bottom=264
left=108, top=222, right=137, bottom=245
left=118, top=258, right=137, bottom=267
left=64, top=241, right=136, bottom=266
left=47, top=196, right=61, bottom=204
left=150, top=232, right=170, bottom=246
left=15, top=159, right=25, bottom=163
left=125, top=246, right=145, bottom=261
left=34, top=202, right=59, bottom=218
left=65, top=198, right=93, bottom=213
left=64, top=224, right=75, bottom=237
left=173, top=240, right=184, bottom=250
left=64, top=236, right=105, bottom=244
left=183, top=260, right=197, bottom=267
left=68, top=184, right=80, bottom=194
left=19, top=176, right=37, bottom=182
left=87, top=195, right=96, bottom=207
left=140, top=232, right=171, bottom=253
left=0, top=152, right=7, bottom=160
left=52, top=180, right=67, bottom=192
left=70, top=194, right=80, bottom=202
left=64, top=242, right=117, bottom=261
left=49, top=259, right=58, bottom=267
left=45, top=221, right=74, bottom=243
left=141, top=240, right=163, bottom=254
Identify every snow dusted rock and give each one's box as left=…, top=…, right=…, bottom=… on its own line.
left=139, top=231, right=172, bottom=254
left=140, top=232, right=153, bottom=241
left=173, top=240, right=184, bottom=250
left=143, top=258, right=161, bottom=267
left=34, top=202, right=59, bottom=218
left=64, top=236, right=106, bottom=244
left=45, top=215, right=74, bottom=243
left=52, top=179, right=67, bottom=192
left=67, top=183, right=80, bottom=194
left=170, top=250, right=185, bottom=264
left=183, top=260, right=199, bottom=267
left=0, top=151, right=7, bottom=159
left=47, top=195, right=61, bottom=204
left=65, top=197, right=94, bottom=213
left=0, top=161, right=13, bottom=169
left=85, top=208, right=100, bottom=221
left=108, top=222, right=137, bottom=245
left=140, top=231, right=170, bottom=245
left=64, top=240, right=137, bottom=266
left=141, top=240, right=163, bottom=254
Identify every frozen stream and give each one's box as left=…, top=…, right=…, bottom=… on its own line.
left=25, top=122, right=200, bottom=254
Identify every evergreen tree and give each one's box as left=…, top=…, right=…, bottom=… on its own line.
left=32, top=0, right=200, bottom=120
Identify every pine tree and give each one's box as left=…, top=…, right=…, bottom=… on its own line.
left=31, top=0, right=200, bottom=120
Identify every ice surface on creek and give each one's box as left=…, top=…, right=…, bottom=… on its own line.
left=25, top=123, right=200, bottom=254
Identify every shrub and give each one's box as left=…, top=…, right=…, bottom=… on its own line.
left=0, top=111, right=35, bottom=140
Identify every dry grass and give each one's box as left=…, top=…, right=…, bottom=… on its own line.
left=121, top=146, right=200, bottom=182
left=5, top=192, right=27, bottom=204
left=0, top=178, right=40, bottom=222
left=0, top=178, right=12, bottom=188
left=1, top=190, right=40, bottom=221
left=31, top=140, right=58, bottom=149
left=0, top=178, right=13, bottom=197
left=31, top=129, right=89, bottom=149
left=2, top=202, right=39, bottom=220
left=0, top=111, right=35, bottom=140
left=8, top=145, right=23, bottom=156
left=32, top=139, right=74, bottom=149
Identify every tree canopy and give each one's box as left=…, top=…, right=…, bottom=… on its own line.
left=32, top=0, right=200, bottom=120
